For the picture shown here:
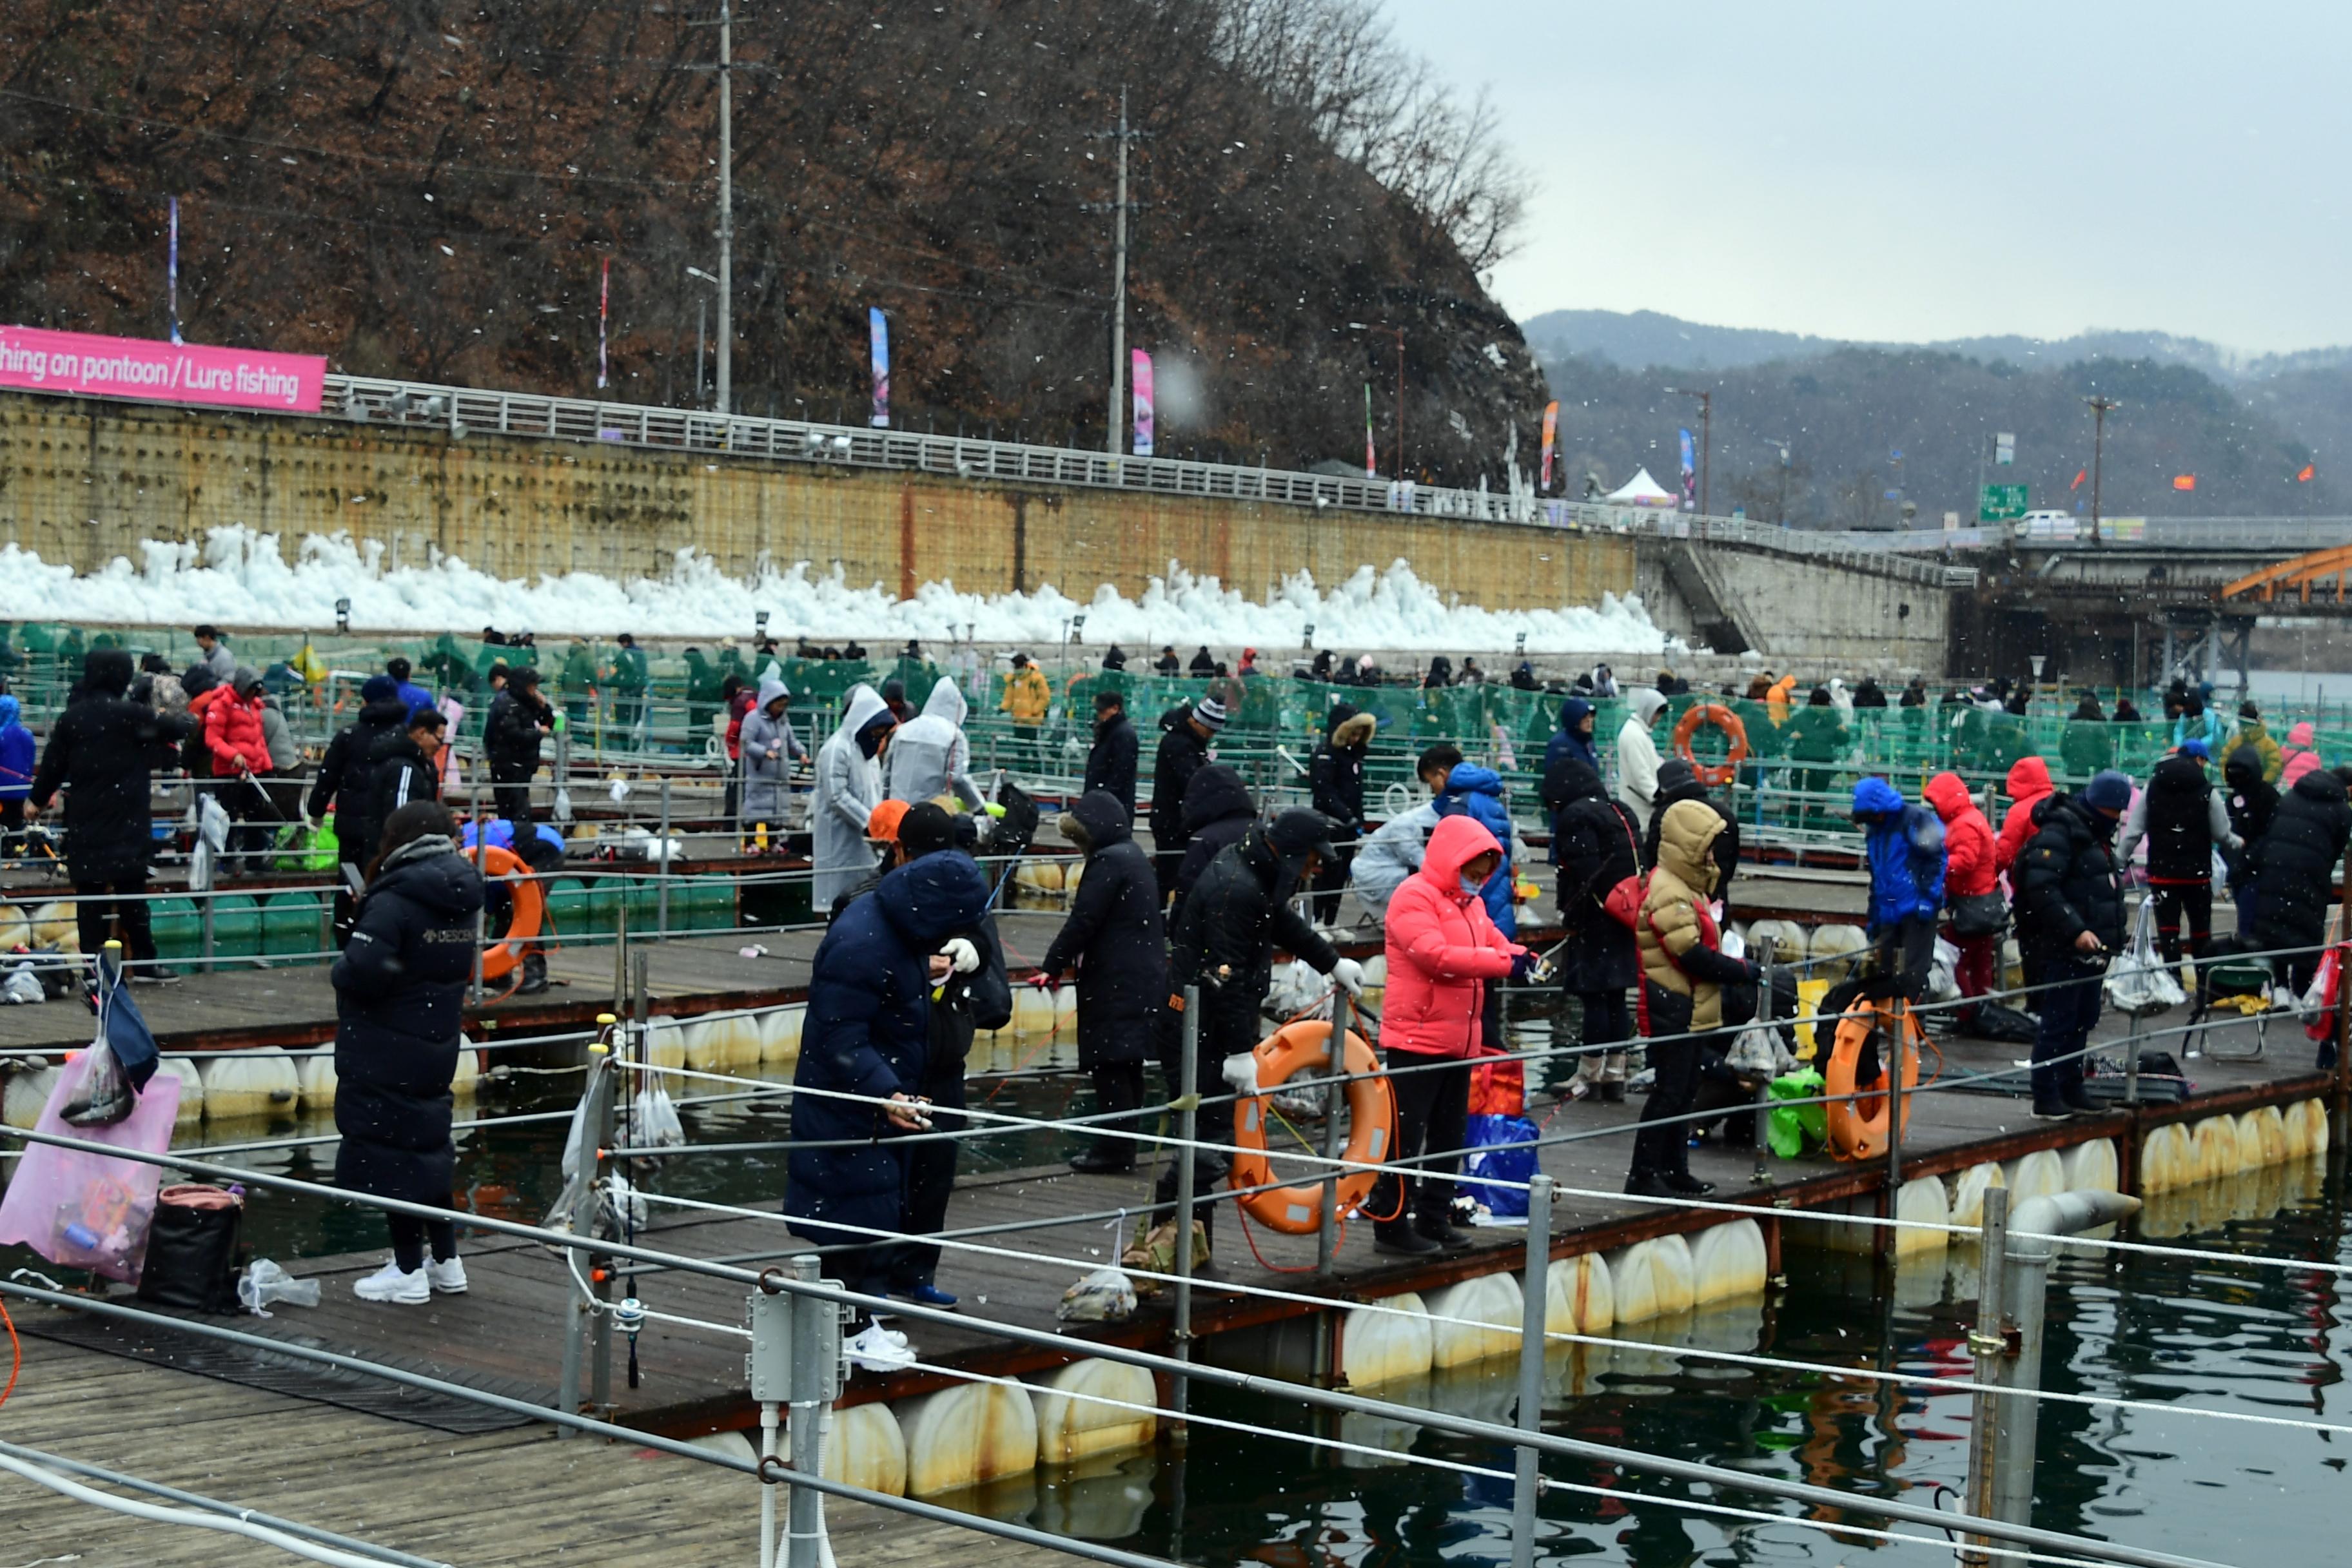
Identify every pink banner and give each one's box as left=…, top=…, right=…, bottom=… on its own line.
left=1130, top=348, right=1154, bottom=457
left=0, top=325, right=325, bottom=413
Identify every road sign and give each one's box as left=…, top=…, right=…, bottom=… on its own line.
left=1979, top=483, right=2028, bottom=522
left=1995, top=432, right=2016, bottom=466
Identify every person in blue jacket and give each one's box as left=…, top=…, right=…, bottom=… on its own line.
left=1435, top=761, right=1528, bottom=1050
left=1851, top=776, right=1947, bottom=999
left=785, top=841, right=990, bottom=1353
left=0, top=693, right=33, bottom=857
left=1545, top=698, right=1600, bottom=776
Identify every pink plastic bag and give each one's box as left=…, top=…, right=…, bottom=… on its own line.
left=0, top=1049, right=182, bottom=1281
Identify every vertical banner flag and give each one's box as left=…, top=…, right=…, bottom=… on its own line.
left=596, top=258, right=610, bottom=391
left=1364, top=382, right=1377, bottom=478
left=166, top=197, right=182, bottom=346
left=1130, top=349, right=1154, bottom=457
left=1540, top=400, right=1558, bottom=489
left=2298, top=462, right=2317, bottom=483
left=868, top=307, right=890, bottom=428
left=1678, top=427, right=1696, bottom=509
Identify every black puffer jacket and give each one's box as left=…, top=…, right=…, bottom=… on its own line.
left=1082, top=712, right=1139, bottom=818
left=2141, top=753, right=2217, bottom=882
left=1167, top=818, right=1340, bottom=1053
left=29, top=651, right=192, bottom=883
left=308, top=698, right=411, bottom=849
left=2253, top=769, right=2352, bottom=954
left=2223, top=749, right=2279, bottom=881
left=2013, top=792, right=2126, bottom=965
left=1149, top=715, right=1213, bottom=857
left=1640, top=758, right=1741, bottom=891
left=483, top=688, right=550, bottom=779
left=1308, top=704, right=1372, bottom=836
left=331, top=839, right=487, bottom=1202
left=1549, top=758, right=1642, bottom=992
left=1040, top=790, right=1167, bottom=1068
left=1170, top=763, right=1256, bottom=919
left=362, top=734, right=442, bottom=863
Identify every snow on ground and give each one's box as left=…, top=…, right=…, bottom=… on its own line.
left=0, top=527, right=1672, bottom=654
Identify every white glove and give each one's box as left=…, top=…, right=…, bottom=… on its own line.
left=940, top=937, right=980, bottom=975
left=1329, top=957, right=1366, bottom=996
left=1220, top=1052, right=1264, bottom=1097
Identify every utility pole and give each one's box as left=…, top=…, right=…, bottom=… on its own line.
left=1665, top=386, right=1713, bottom=516
left=1106, top=88, right=1130, bottom=456
left=1349, top=322, right=1406, bottom=480
left=715, top=0, right=733, bottom=416
left=2084, top=395, right=2119, bottom=549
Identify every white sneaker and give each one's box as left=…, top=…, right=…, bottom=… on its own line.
left=845, top=1322, right=916, bottom=1372
left=353, top=1261, right=430, bottom=1305
left=425, top=1257, right=468, bottom=1294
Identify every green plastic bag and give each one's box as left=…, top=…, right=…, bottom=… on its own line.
left=1767, top=1067, right=1827, bottom=1159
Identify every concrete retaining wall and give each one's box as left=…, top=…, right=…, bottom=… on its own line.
left=1636, top=540, right=1952, bottom=675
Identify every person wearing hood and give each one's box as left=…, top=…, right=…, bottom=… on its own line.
left=1640, top=757, right=1742, bottom=894
left=2059, top=695, right=2113, bottom=778
left=1925, top=772, right=1997, bottom=1026
left=333, top=801, right=488, bottom=1304
left=1786, top=688, right=1851, bottom=826
left=609, top=632, right=649, bottom=741
left=1630, top=800, right=1761, bottom=1199
left=2280, top=720, right=2320, bottom=787
left=1550, top=756, right=1641, bottom=1101
left=885, top=675, right=982, bottom=809
left=2172, top=693, right=2224, bottom=753
left=0, top=693, right=28, bottom=857
left=2220, top=701, right=2282, bottom=785
left=1349, top=745, right=1463, bottom=922
left=1082, top=688, right=1139, bottom=819
left=2118, top=742, right=2240, bottom=963
left=310, top=676, right=415, bottom=933
left=484, top=667, right=554, bottom=833
left=1156, top=810, right=1366, bottom=1236
left=1852, top=677, right=1888, bottom=709
left=738, top=676, right=802, bottom=839
left=1616, top=688, right=1669, bottom=830
left=2014, top=771, right=2132, bottom=1117
left=1308, top=704, right=1377, bottom=923
left=2250, top=765, right=2352, bottom=1019
left=1545, top=697, right=1601, bottom=778
left=1765, top=673, right=1798, bottom=727
left=787, top=839, right=992, bottom=1345
left=1510, top=660, right=1538, bottom=691
left=1041, top=790, right=1166, bottom=1175
left=1994, top=755, right=2056, bottom=877
left=1897, top=676, right=1927, bottom=708
left=1852, top=777, right=1947, bottom=999
left=1150, top=696, right=1224, bottom=899
left=557, top=642, right=597, bottom=727
left=1371, top=815, right=1531, bottom=1257
left=1168, top=763, right=1256, bottom=921
left=2222, top=745, right=2280, bottom=930
left=2112, top=694, right=2144, bottom=724
left=813, top=683, right=898, bottom=908
left=1156, top=645, right=1182, bottom=677
left=1422, top=655, right=1453, bottom=689
left=997, top=654, right=1050, bottom=769
left=1100, top=643, right=1128, bottom=672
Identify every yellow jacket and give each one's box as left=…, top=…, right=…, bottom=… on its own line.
left=1001, top=666, right=1052, bottom=725
left=1636, top=801, right=1730, bottom=1030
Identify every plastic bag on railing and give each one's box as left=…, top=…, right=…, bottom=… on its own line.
left=1926, top=936, right=1962, bottom=1006
left=2104, top=899, right=2186, bottom=1016
left=1264, top=958, right=1328, bottom=1020
left=1461, top=1113, right=1538, bottom=1219
left=237, top=1258, right=322, bottom=1316
left=2302, top=947, right=2341, bottom=1043
left=188, top=792, right=232, bottom=893
left=545, top=1054, right=615, bottom=1232
left=629, top=1083, right=686, bottom=1161
left=0, top=1047, right=182, bottom=1281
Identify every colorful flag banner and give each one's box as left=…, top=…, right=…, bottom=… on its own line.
left=2173, top=474, right=2197, bottom=491
left=166, top=197, right=182, bottom=346
left=597, top=257, right=610, bottom=391
left=1364, top=382, right=1377, bottom=478
left=2070, top=467, right=2087, bottom=491
left=0, top=324, right=324, bottom=412
left=2298, top=462, right=2317, bottom=483
left=1540, top=400, right=1558, bottom=489
left=1678, top=427, right=1696, bottom=509
left=868, top=308, right=890, bottom=428
left=1130, top=348, right=1154, bottom=457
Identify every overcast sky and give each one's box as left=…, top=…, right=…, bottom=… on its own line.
left=1380, top=1, right=2350, bottom=355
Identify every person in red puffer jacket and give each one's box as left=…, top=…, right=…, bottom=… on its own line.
left=1994, top=755, right=2053, bottom=878
left=1367, top=814, right=1531, bottom=1259
left=1926, top=770, right=1997, bottom=1024
left=204, top=668, right=275, bottom=865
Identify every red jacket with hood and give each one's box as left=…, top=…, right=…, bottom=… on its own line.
left=1925, top=770, right=1996, bottom=897
left=1994, top=756, right=2053, bottom=876
left=205, top=689, right=269, bottom=775
left=1381, top=815, right=1524, bottom=1058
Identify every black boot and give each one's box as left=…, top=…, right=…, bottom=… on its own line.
left=1070, top=1064, right=1142, bottom=1173
left=1415, top=1210, right=1477, bottom=1249
left=1373, top=1222, right=1441, bottom=1257
left=516, top=950, right=549, bottom=995
left=1624, top=1169, right=1677, bottom=1199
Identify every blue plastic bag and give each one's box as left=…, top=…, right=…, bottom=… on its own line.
left=1460, top=1113, right=1538, bottom=1218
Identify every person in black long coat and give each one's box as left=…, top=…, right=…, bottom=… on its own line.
left=1041, top=790, right=1166, bottom=1174
left=2014, top=774, right=2131, bottom=1117
left=482, top=668, right=553, bottom=831
left=1549, top=757, right=1642, bottom=1101
left=28, top=649, right=192, bottom=975
left=1149, top=701, right=1220, bottom=898
left=332, top=801, right=487, bottom=1304
left=1168, top=763, right=1255, bottom=923
left=1308, top=704, right=1375, bottom=925
left=1082, top=690, right=1139, bottom=819
left=307, top=675, right=413, bottom=943
left=2251, top=767, right=2352, bottom=1010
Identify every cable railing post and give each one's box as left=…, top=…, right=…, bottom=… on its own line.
left=657, top=778, right=674, bottom=937
left=555, top=1021, right=615, bottom=1436
left=1960, top=1186, right=2010, bottom=1567
left=1171, top=983, right=1201, bottom=1429
left=1316, top=989, right=1348, bottom=1280
left=1881, top=993, right=1908, bottom=1259
left=1509, top=1172, right=1553, bottom=1568
left=785, top=1253, right=836, bottom=1568
left=1751, top=954, right=1774, bottom=1187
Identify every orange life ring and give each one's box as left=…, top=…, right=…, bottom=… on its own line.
left=464, top=843, right=545, bottom=981
left=1822, top=997, right=1922, bottom=1162
left=1670, top=703, right=1749, bottom=788
left=1230, top=1020, right=1398, bottom=1235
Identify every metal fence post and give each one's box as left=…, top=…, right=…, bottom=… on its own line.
left=1317, top=990, right=1349, bottom=1280
left=1171, top=984, right=1202, bottom=1428
left=1959, top=1186, right=2010, bottom=1567
left=1881, top=997, right=1908, bottom=1258
left=1509, top=1173, right=1554, bottom=1568
left=1750, top=955, right=1775, bottom=1187
left=785, top=1254, right=836, bottom=1568
left=656, top=778, right=674, bottom=937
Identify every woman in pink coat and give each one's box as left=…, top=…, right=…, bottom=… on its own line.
left=1367, top=814, right=1531, bottom=1258
left=2282, top=721, right=2321, bottom=787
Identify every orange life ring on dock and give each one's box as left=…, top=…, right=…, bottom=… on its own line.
left=464, top=843, right=545, bottom=981
left=1230, top=1020, right=1398, bottom=1235
left=1822, top=997, right=1922, bottom=1162
left=1671, top=703, right=1749, bottom=788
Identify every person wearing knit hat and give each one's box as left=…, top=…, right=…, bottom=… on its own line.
left=1193, top=694, right=1228, bottom=730
left=1148, top=696, right=1224, bottom=900
left=2014, top=767, right=2130, bottom=1119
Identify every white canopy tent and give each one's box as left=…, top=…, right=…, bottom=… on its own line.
left=1603, top=466, right=1680, bottom=507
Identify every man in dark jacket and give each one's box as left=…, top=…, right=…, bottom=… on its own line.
left=1041, top=790, right=1167, bottom=1174
left=2222, top=746, right=2280, bottom=933
left=311, top=675, right=415, bottom=937
left=2251, top=767, right=2352, bottom=1012
left=1083, top=689, right=1139, bottom=819
left=1550, top=756, right=1642, bottom=1100
left=787, top=845, right=992, bottom=1338
left=1155, top=810, right=1366, bottom=1230
left=1544, top=698, right=1601, bottom=783
left=28, top=650, right=193, bottom=979
left=333, top=801, right=487, bottom=1301
left=369, top=710, right=447, bottom=836
left=1168, top=763, right=1256, bottom=921
left=1148, top=696, right=1224, bottom=899
left=2118, top=743, right=2239, bottom=962
left=2014, top=770, right=2132, bottom=1118
left=483, top=667, right=553, bottom=832
left=1307, top=703, right=1375, bottom=923
left=1640, top=757, right=1741, bottom=893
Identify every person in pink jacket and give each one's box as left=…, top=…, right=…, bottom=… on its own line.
left=2282, top=721, right=2321, bottom=787
left=1367, top=814, right=1531, bottom=1258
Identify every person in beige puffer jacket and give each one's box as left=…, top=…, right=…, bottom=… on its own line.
left=1629, top=799, right=1758, bottom=1199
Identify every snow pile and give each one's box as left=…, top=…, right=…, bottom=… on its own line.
left=0, top=528, right=1672, bottom=654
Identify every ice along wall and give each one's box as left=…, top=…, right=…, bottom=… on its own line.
left=0, top=392, right=1637, bottom=617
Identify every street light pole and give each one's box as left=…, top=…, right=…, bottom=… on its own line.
left=1107, top=88, right=1129, bottom=457
left=1348, top=322, right=1406, bottom=481
left=2084, top=395, right=2119, bottom=549
left=686, top=268, right=721, bottom=409
left=1664, top=386, right=1713, bottom=516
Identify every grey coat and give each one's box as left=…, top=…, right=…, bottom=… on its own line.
left=883, top=676, right=982, bottom=808
left=812, top=684, right=890, bottom=906
left=738, top=677, right=796, bottom=828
